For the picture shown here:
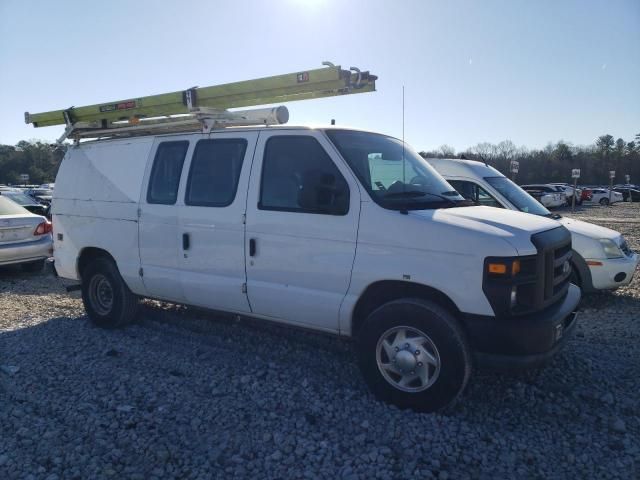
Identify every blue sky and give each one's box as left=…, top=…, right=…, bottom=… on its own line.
left=1, top=0, right=638, bottom=152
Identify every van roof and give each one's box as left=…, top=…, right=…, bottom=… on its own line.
left=73, top=125, right=394, bottom=145
left=424, top=157, right=505, bottom=179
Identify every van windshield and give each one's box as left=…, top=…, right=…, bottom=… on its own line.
left=326, top=130, right=466, bottom=210
left=485, top=176, right=550, bottom=216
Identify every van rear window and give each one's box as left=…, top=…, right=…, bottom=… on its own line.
left=147, top=141, right=189, bottom=205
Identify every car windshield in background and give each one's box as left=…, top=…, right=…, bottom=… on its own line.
left=326, top=130, right=465, bottom=210
left=0, top=196, right=30, bottom=216
left=30, top=189, right=53, bottom=196
left=485, top=176, right=550, bottom=216
left=2, top=192, right=38, bottom=206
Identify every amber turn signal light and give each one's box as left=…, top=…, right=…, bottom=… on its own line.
left=488, top=263, right=507, bottom=274
left=512, top=260, right=521, bottom=275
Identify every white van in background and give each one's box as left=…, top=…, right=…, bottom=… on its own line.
left=53, top=127, right=580, bottom=412
left=426, top=158, right=639, bottom=292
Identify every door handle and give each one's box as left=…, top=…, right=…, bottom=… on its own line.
left=183, top=233, right=190, bottom=250
left=249, top=238, right=256, bottom=257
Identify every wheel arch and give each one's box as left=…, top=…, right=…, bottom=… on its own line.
left=77, top=247, right=116, bottom=280
left=570, top=249, right=594, bottom=293
left=351, top=280, right=461, bottom=338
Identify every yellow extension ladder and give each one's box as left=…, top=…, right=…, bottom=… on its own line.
left=24, top=62, right=377, bottom=143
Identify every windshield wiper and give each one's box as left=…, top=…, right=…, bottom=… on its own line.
left=383, top=190, right=427, bottom=199
left=545, top=213, right=562, bottom=220
left=383, top=191, right=457, bottom=204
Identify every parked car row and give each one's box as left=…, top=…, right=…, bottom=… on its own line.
left=515, top=182, right=629, bottom=207
left=0, top=183, right=54, bottom=216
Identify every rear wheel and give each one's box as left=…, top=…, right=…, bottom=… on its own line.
left=21, top=259, right=45, bottom=273
left=356, top=298, right=471, bottom=412
left=81, top=257, right=138, bottom=328
left=599, top=197, right=609, bottom=206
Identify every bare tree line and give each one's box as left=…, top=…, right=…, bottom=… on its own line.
left=420, top=133, right=640, bottom=185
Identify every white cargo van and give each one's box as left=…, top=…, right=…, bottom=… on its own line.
left=426, top=158, right=639, bottom=292
left=53, top=127, right=580, bottom=411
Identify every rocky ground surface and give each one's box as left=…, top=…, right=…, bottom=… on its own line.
left=1, top=202, right=638, bottom=479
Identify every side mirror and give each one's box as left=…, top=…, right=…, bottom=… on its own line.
left=298, top=170, right=348, bottom=214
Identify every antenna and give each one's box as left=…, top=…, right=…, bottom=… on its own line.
left=402, top=86, right=406, bottom=184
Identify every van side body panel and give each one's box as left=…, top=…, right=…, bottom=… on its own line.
left=53, top=138, right=154, bottom=294
left=339, top=201, right=514, bottom=334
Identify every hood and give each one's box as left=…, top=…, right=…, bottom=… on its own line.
left=558, top=216, right=620, bottom=241
left=411, top=206, right=562, bottom=255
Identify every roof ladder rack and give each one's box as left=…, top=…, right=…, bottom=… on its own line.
left=24, top=62, right=377, bottom=143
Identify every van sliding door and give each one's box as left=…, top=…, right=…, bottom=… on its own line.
left=177, top=132, right=258, bottom=313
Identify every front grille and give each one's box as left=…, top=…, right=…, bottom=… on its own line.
left=620, top=239, right=633, bottom=257
left=531, top=226, right=572, bottom=310
left=482, top=227, right=573, bottom=317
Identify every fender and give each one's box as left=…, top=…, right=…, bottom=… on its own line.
left=571, top=249, right=594, bottom=293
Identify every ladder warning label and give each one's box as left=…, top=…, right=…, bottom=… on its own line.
left=296, top=72, right=309, bottom=83
left=99, top=100, right=138, bottom=113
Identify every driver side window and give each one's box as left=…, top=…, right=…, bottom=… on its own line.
left=259, top=136, right=350, bottom=215
left=448, top=180, right=503, bottom=208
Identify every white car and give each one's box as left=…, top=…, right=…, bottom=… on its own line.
left=521, top=184, right=566, bottom=208
left=427, top=158, right=639, bottom=293
left=53, top=126, right=580, bottom=412
left=0, top=196, right=53, bottom=271
left=588, top=188, right=624, bottom=206
left=549, top=183, right=582, bottom=205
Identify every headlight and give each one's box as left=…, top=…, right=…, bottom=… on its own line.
left=599, top=239, right=624, bottom=259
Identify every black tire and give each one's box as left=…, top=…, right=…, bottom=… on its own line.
left=599, top=197, right=609, bottom=206
left=21, top=259, right=45, bottom=273
left=570, top=263, right=582, bottom=290
left=356, top=298, right=472, bottom=413
left=577, top=199, right=583, bottom=206
left=81, top=257, right=138, bottom=328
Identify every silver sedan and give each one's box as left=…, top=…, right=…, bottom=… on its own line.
left=0, top=196, right=52, bottom=271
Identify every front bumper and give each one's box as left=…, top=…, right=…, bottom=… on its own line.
left=462, top=284, right=581, bottom=369
left=588, top=253, right=639, bottom=290
left=0, top=235, right=53, bottom=266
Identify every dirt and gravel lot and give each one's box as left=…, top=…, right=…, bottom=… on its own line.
left=1, top=203, right=639, bottom=480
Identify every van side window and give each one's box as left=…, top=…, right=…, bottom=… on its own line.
left=259, top=136, right=349, bottom=215
left=449, top=180, right=503, bottom=208
left=185, top=139, right=248, bottom=207
left=147, top=141, right=189, bottom=205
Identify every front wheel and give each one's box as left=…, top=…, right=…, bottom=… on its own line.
left=599, top=197, right=609, bottom=206
left=356, top=298, right=472, bottom=412
left=81, top=257, right=138, bottom=328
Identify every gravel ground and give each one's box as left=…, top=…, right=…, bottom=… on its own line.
left=1, top=203, right=639, bottom=480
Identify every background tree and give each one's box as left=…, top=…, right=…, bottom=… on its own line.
left=417, top=133, right=640, bottom=186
